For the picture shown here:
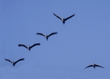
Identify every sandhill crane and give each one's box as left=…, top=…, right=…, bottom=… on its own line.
left=53, top=13, right=75, bottom=24
left=37, top=32, right=57, bottom=40
left=5, top=58, right=24, bottom=66
left=85, top=63, right=104, bottom=69
left=18, top=43, right=40, bottom=51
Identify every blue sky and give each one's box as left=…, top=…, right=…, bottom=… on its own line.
left=0, top=0, right=110, bottom=79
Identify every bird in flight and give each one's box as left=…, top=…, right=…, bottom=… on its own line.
left=85, top=63, right=104, bottom=69
left=18, top=43, right=40, bottom=51
left=5, top=58, right=24, bottom=66
left=37, top=32, right=58, bottom=40
left=53, top=13, right=75, bottom=24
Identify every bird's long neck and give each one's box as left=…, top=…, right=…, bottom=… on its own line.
left=63, top=22, right=65, bottom=24
left=13, top=62, right=15, bottom=66
left=94, top=66, right=95, bottom=68
left=93, top=64, right=95, bottom=68
left=46, top=37, right=48, bottom=41
left=62, top=18, right=65, bottom=24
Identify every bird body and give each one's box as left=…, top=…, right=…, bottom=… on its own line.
left=85, top=63, right=104, bottom=69
left=53, top=13, right=75, bottom=24
left=5, top=58, right=24, bottom=66
left=37, top=32, right=57, bottom=40
left=18, top=43, right=40, bottom=51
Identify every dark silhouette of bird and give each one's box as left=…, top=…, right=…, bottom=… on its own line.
left=85, top=63, right=104, bottom=69
left=5, top=58, right=24, bottom=66
left=37, top=32, right=58, bottom=40
left=53, top=13, right=75, bottom=24
left=18, top=43, right=40, bottom=51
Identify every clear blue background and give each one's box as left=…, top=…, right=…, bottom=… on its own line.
left=0, top=0, right=110, bottom=79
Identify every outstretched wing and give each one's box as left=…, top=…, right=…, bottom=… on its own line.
left=53, top=13, right=62, bottom=20
left=18, top=44, right=28, bottom=49
left=37, top=33, right=46, bottom=37
left=30, top=43, right=40, bottom=49
left=5, top=59, right=13, bottom=64
left=48, top=32, right=58, bottom=38
left=14, top=58, right=24, bottom=65
left=85, top=64, right=93, bottom=69
left=65, top=14, right=75, bottom=21
left=95, top=64, right=104, bottom=68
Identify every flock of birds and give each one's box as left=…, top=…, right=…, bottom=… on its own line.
left=5, top=13, right=104, bottom=69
